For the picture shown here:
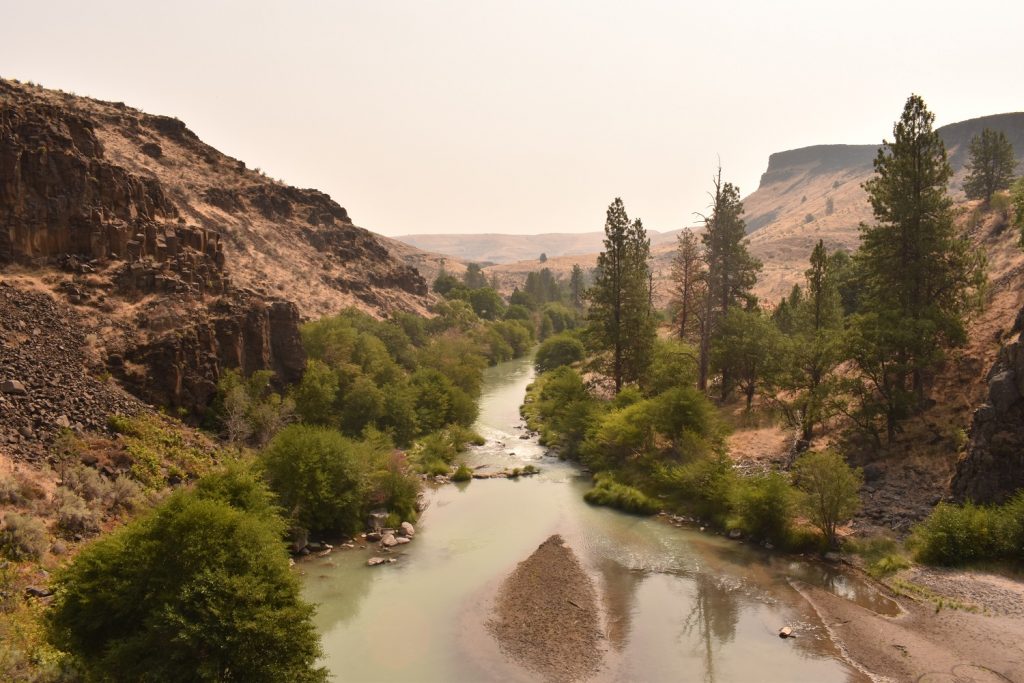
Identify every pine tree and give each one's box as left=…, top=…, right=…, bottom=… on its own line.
left=697, top=169, right=762, bottom=395
left=586, top=198, right=656, bottom=393
left=962, top=128, right=1016, bottom=203
left=772, top=240, right=845, bottom=442
left=853, top=94, right=985, bottom=443
left=670, top=228, right=705, bottom=342
left=569, top=264, right=585, bottom=311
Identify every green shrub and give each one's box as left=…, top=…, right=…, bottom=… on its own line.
left=452, top=464, right=473, bottom=482
left=0, top=476, right=26, bottom=506
left=729, top=472, right=795, bottom=544
left=0, top=513, right=49, bottom=561
left=653, top=455, right=737, bottom=526
left=422, top=460, right=450, bottom=477
left=793, top=450, right=863, bottom=548
left=911, top=493, right=1023, bottom=566
left=260, top=424, right=374, bottom=534
left=46, top=469, right=327, bottom=682
left=53, top=489, right=101, bottom=537
left=583, top=473, right=660, bottom=515
left=61, top=465, right=111, bottom=503
left=535, top=334, right=585, bottom=373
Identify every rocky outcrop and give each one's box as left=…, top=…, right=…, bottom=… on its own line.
left=121, top=294, right=305, bottom=412
left=952, top=308, right=1024, bottom=503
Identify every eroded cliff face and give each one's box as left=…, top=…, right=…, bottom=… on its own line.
left=953, top=307, right=1024, bottom=504
left=0, top=79, right=429, bottom=421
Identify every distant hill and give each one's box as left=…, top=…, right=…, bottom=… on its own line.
left=395, top=229, right=683, bottom=266
left=471, top=112, right=1024, bottom=306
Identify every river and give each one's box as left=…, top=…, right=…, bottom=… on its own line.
left=301, top=354, right=894, bottom=682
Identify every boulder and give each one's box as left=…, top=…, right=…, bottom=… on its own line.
left=778, top=626, right=793, bottom=639
left=366, top=531, right=382, bottom=543
left=381, top=533, right=398, bottom=548
left=395, top=536, right=411, bottom=545
left=367, top=557, right=387, bottom=567
left=1, top=380, right=26, bottom=395
left=728, top=529, right=742, bottom=540
left=400, top=521, right=415, bottom=537
left=989, top=371, right=1020, bottom=414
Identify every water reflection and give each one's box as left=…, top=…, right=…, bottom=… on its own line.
left=682, top=572, right=741, bottom=683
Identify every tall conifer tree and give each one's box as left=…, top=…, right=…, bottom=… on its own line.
left=851, top=94, right=985, bottom=442
left=586, top=198, right=656, bottom=392
left=963, top=128, right=1016, bottom=203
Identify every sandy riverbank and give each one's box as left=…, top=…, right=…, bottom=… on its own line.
left=487, top=535, right=604, bottom=682
left=797, top=567, right=1024, bottom=683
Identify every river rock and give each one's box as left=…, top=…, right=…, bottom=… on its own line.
left=396, top=536, right=411, bottom=545
left=728, top=529, right=742, bottom=539
left=381, top=533, right=398, bottom=548
left=400, top=521, right=415, bottom=537
left=366, top=531, right=382, bottom=543
left=779, top=626, right=793, bottom=638
left=367, top=557, right=387, bottom=566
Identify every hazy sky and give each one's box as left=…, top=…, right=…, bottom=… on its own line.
left=3, top=1, right=1022, bottom=236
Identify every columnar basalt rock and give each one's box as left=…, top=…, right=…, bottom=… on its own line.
left=952, top=307, right=1024, bottom=503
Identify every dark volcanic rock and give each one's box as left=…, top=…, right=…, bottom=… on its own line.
left=952, top=308, right=1024, bottom=503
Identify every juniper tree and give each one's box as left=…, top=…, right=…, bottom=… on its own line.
left=963, top=128, right=1016, bottom=203
left=586, top=198, right=656, bottom=393
left=852, top=94, right=985, bottom=443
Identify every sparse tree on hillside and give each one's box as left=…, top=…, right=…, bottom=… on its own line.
left=794, top=450, right=863, bottom=548
left=853, top=94, right=985, bottom=442
left=586, top=198, right=656, bottom=393
left=697, top=169, right=762, bottom=396
left=569, top=264, right=585, bottom=311
left=463, top=263, right=488, bottom=289
left=539, top=252, right=548, bottom=263
left=670, top=228, right=706, bottom=343
left=963, top=128, right=1016, bottom=203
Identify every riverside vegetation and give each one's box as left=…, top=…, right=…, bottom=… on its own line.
left=1, top=289, right=534, bottom=681
left=526, top=95, right=1023, bottom=568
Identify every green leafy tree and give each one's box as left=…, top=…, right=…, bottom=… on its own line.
left=711, top=307, right=779, bottom=409
left=854, top=95, right=986, bottom=442
left=670, top=227, right=706, bottom=342
left=586, top=198, right=656, bottom=392
left=535, top=334, right=585, bottom=373
left=962, top=127, right=1016, bottom=203
left=697, top=170, right=762, bottom=394
left=260, top=425, right=372, bottom=534
left=47, top=467, right=327, bottom=682
left=793, top=450, right=863, bottom=548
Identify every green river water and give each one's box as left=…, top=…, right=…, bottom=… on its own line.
left=301, top=354, right=894, bottom=682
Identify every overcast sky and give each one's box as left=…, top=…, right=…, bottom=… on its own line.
left=3, top=1, right=1022, bottom=236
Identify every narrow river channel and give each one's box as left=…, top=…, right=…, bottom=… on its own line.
left=302, top=354, right=893, bottom=682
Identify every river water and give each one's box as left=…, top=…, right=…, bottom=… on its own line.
left=302, top=355, right=893, bottom=682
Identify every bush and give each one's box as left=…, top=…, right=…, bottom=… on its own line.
left=911, top=493, right=1024, bottom=566
left=583, top=473, right=660, bottom=515
left=107, top=476, right=144, bottom=513
left=535, top=334, right=585, bottom=373
left=53, top=489, right=101, bottom=537
left=653, top=455, right=737, bottom=526
left=729, top=472, right=795, bottom=544
left=260, top=425, right=373, bottom=534
left=793, top=450, right=863, bottom=548
left=452, top=464, right=473, bottom=482
left=46, top=469, right=327, bottom=682
left=0, top=513, right=49, bottom=561
left=61, top=465, right=111, bottom=503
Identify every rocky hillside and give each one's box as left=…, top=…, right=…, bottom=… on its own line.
left=458, top=112, right=1024, bottom=306
left=0, top=78, right=435, bottom=434
left=743, top=113, right=1024, bottom=301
